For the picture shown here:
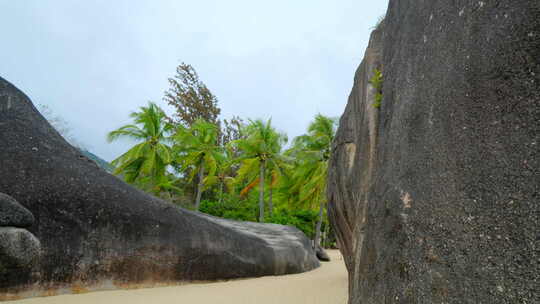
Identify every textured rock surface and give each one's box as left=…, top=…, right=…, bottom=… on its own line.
left=328, top=25, right=384, bottom=278
left=0, top=77, right=319, bottom=298
left=0, top=193, right=35, bottom=228
left=328, top=1, right=539, bottom=303
left=0, top=227, right=41, bottom=288
left=315, top=245, right=331, bottom=262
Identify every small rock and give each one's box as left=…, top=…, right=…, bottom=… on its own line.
left=315, top=245, right=331, bottom=262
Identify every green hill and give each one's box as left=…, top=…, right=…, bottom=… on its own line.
left=81, top=150, right=114, bottom=173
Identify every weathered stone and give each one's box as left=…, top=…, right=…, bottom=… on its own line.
left=0, top=227, right=41, bottom=269
left=328, top=1, right=539, bottom=303
left=0, top=193, right=35, bottom=228
left=315, top=245, right=330, bottom=262
left=0, top=227, right=41, bottom=290
left=0, top=77, right=319, bottom=297
left=328, top=24, right=384, bottom=277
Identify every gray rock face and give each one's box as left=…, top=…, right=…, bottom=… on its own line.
left=0, top=77, right=319, bottom=298
left=328, top=25, right=384, bottom=278
left=0, top=227, right=41, bottom=291
left=328, top=1, right=539, bottom=303
left=315, top=245, right=330, bottom=262
left=0, top=227, right=41, bottom=271
left=0, top=193, right=35, bottom=228
left=0, top=193, right=41, bottom=292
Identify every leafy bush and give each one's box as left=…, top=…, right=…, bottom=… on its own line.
left=370, top=68, right=383, bottom=108
left=267, top=209, right=318, bottom=238
left=199, top=200, right=257, bottom=222
left=199, top=200, right=319, bottom=238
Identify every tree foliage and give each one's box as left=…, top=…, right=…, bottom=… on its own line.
left=220, top=115, right=244, bottom=146
left=107, top=102, right=175, bottom=195
left=232, top=119, right=287, bottom=222
left=164, top=63, right=221, bottom=127
left=107, top=61, right=340, bottom=247
left=286, top=114, right=337, bottom=246
left=173, top=118, right=224, bottom=210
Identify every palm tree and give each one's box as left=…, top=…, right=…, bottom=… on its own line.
left=107, top=102, right=174, bottom=193
left=152, top=173, right=183, bottom=201
left=288, top=114, right=336, bottom=247
left=212, top=146, right=236, bottom=204
left=264, top=153, right=289, bottom=217
left=233, top=119, right=287, bottom=222
left=174, top=118, right=223, bottom=210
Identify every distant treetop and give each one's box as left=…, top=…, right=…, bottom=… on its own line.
left=164, top=63, right=221, bottom=128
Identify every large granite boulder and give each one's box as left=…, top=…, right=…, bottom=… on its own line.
left=328, top=1, right=538, bottom=303
left=0, top=77, right=319, bottom=298
left=0, top=193, right=35, bottom=228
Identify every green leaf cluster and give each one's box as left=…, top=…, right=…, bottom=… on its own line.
left=370, top=68, right=383, bottom=108
left=107, top=102, right=177, bottom=195
left=173, top=119, right=223, bottom=184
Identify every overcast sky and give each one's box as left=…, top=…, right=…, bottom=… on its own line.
left=1, top=1, right=388, bottom=161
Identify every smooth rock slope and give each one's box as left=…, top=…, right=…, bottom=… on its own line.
left=328, top=1, right=539, bottom=303
left=0, top=77, right=319, bottom=300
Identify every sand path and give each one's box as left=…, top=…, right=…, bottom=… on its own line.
left=11, top=250, right=347, bottom=304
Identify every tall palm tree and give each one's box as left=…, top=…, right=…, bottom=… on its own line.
left=233, top=119, right=287, bottom=222
left=211, top=146, right=236, bottom=204
left=107, top=102, right=174, bottom=193
left=288, top=114, right=336, bottom=247
left=174, top=118, right=223, bottom=210
left=264, top=153, right=289, bottom=217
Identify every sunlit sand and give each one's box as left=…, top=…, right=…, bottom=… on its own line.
left=11, top=250, right=347, bottom=304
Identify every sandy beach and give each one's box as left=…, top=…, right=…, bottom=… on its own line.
left=10, top=250, right=347, bottom=304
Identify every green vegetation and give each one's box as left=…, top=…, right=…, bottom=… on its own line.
left=108, top=62, right=338, bottom=247
left=164, top=63, right=221, bottom=127
left=107, top=102, right=176, bottom=195
left=81, top=150, right=113, bottom=173
left=286, top=114, right=336, bottom=247
left=231, top=119, right=288, bottom=222
left=174, top=119, right=223, bottom=210
left=370, top=68, right=383, bottom=108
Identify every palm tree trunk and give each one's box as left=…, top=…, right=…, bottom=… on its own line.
left=268, top=187, right=273, bottom=217
left=195, top=164, right=205, bottom=210
left=218, top=181, right=224, bottom=204
left=322, top=219, right=330, bottom=248
left=258, top=161, right=265, bottom=222
left=314, top=201, right=324, bottom=247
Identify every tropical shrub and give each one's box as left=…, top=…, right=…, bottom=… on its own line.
left=369, top=68, right=383, bottom=108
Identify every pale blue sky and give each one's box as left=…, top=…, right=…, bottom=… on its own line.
left=0, top=1, right=388, bottom=161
